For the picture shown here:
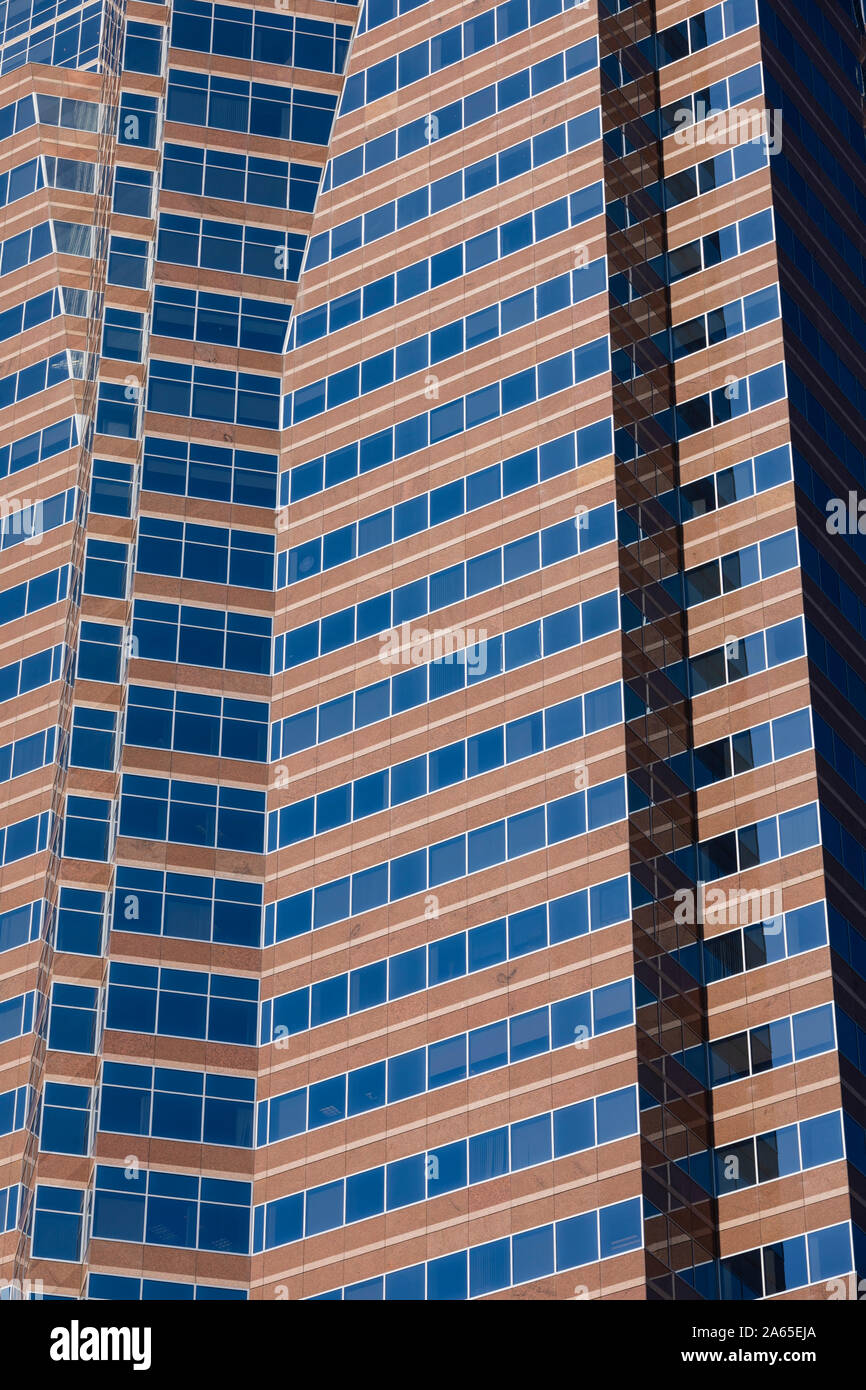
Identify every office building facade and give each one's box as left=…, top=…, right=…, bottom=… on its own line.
left=0, top=0, right=865, bottom=1301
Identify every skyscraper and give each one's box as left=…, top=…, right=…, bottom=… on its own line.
left=0, top=0, right=864, bottom=1303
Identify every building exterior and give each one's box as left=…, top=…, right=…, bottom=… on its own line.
left=0, top=0, right=864, bottom=1303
